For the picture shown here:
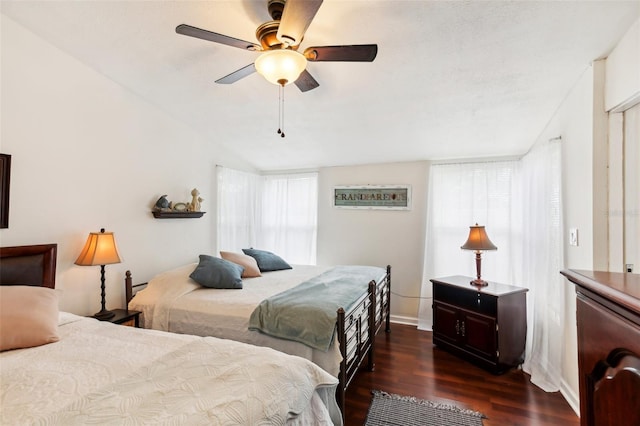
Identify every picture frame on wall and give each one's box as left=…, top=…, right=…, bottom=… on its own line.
left=0, top=154, right=11, bottom=229
left=333, top=185, right=412, bottom=210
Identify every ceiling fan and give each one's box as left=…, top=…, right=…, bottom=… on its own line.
left=176, top=0, right=378, bottom=92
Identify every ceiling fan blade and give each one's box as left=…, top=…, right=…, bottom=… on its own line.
left=215, top=63, right=256, bottom=84
left=176, top=24, right=261, bottom=51
left=276, top=0, right=323, bottom=47
left=304, top=44, right=378, bottom=62
left=294, top=69, right=319, bottom=92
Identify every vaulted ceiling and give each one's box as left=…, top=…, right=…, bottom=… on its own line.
left=2, top=1, right=639, bottom=170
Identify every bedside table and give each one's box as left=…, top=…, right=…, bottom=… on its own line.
left=94, top=309, right=141, bottom=327
left=430, top=276, right=528, bottom=374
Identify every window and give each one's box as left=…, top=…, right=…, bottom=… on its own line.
left=419, top=142, right=564, bottom=392
left=217, top=167, right=317, bottom=264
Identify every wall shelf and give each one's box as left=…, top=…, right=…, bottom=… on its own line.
left=152, top=211, right=205, bottom=219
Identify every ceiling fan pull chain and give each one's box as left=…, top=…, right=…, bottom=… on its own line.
left=277, top=83, right=285, bottom=138
left=277, top=84, right=282, bottom=136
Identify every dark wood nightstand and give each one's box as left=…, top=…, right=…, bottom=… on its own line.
left=430, top=276, right=528, bottom=374
left=94, top=309, right=141, bottom=327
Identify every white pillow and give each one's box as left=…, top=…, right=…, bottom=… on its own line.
left=220, top=251, right=262, bottom=278
left=0, top=286, right=60, bottom=351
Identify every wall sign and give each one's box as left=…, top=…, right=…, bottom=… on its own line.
left=333, top=185, right=411, bottom=210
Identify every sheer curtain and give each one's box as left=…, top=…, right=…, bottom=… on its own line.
left=216, top=166, right=260, bottom=253
left=520, top=140, right=564, bottom=392
left=216, top=166, right=317, bottom=264
left=418, top=161, right=521, bottom=330
left=418, top=140, right=564, bottom=392
left=259, top=173, right=318, bottom=265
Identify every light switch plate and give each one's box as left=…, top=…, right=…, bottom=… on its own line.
left=569, top=228, right=579, bottom=246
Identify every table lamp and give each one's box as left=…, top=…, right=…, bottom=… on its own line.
left=75, top=228, right=122, bottom=319
left=461, top=223, right=497, bottom=286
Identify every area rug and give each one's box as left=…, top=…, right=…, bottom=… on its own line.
left=365, top=390, right=486, bottom=426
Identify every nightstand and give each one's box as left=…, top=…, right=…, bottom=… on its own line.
left=94, top=309, right=141, bottom=327
left=431, top=276, right=528, bottom=374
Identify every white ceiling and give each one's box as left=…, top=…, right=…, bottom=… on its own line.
left=2, top=1, right=639, bottom=171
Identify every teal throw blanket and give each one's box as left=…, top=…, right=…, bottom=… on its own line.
left=249, top=266, right=386, bottom=352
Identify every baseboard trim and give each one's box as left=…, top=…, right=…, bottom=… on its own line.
left=559, top=378, right=580, bottom=417
left=390, top=315, right=418, bottom=327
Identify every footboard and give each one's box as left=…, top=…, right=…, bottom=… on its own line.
left=375, top=265, right=392, bottom=334
left=335, top=265, right=391, bottom=414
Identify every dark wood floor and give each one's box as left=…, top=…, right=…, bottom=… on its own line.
left=344, top=324, right=580, bottom=426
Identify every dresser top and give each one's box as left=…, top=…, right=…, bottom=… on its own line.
left=430, top=275, right=528, bottom=296
left=561, top=269, right=640, bottom=315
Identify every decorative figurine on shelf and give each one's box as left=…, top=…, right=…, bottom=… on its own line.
left=187, top=188, right=203, bottom=212
left=154, top=195, right=171, bottom=212
left=152, top=189, right=205, bottom=218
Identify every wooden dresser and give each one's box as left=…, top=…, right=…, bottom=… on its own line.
left=561, top=270, right=640, bottom=426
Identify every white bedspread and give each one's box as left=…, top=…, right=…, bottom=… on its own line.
left=0, top=313, right=341, bottom=425
left=129, top=264, right=347, bottom=376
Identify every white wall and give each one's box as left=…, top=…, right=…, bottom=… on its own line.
left=624, top=104, right=640, bottom=271
left=605, top=17, right=640, bottom=272
left=0, top=15, right=251, bottom=314
left=544, top=16, right=640, bottom=411
left=605, top=19, right=640, bottom=112
left=524, top=62, right=597, bottom=412
left=317, top=162, right=429, bottom=323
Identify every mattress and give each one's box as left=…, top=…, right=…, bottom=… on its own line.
left=0, top=312, right=340, bottom=425
left=129, top=264, right=348, bottom=376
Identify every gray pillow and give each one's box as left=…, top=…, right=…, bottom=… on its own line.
left=189, top=255, right=244, bottom=289
left=242, top=248, right=292, bottom=272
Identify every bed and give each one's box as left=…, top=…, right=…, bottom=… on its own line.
left=127, top=253, right=391, bottom=412
left=0, top=244, right=341, bottom=425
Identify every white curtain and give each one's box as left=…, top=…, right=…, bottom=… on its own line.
left=520, top=140, right=564, bottom=392
left=216, top=166, right=317, bottom=265
left=216, top=166, right=260, bottom=253
left=216, top=166, right=260, bottom=252
left=259, top=173, right=318, bottom=265
left=418, top=160, right=522, bottom=330
left=419, top=140, right=564, bottom=392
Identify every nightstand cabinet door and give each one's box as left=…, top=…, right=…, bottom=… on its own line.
left=463, top=309, right=497, bottom=360
left=432, top=301, right=461, bottom=346
left=431, top=276, right=527, bottom=374
left=433, top=301, right=497, bottom=362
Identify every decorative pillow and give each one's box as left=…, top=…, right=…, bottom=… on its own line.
left=0, top=285, right=60, bottom=351
left=220, top=251, right=262, bottom=278
left=241, top=248, right=292, bottom=272
left=189, top=255, right=244, bottom=289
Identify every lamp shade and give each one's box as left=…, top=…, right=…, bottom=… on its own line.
left=460, top=224, right=497, bottom=252
left=75, top=229, right=122, bottom=266
left=254, top=49, right=307, bottom=86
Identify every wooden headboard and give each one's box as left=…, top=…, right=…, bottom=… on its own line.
left=0, top=244, right=57, bottom=289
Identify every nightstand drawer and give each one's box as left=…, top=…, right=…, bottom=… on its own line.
left=433, top=281, right=497, bottom=315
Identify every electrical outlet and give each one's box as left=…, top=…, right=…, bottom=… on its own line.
left=626, top=264, right=634, bottom=273
left=569, top=228, right=579, bottom=246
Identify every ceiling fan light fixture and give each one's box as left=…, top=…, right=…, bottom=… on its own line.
left=255, top=49, right=307, bottom=86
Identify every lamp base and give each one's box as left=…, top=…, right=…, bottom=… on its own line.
left=470, top=278, right=489, bottom=287
left=93, top=309, right=115, bottom=320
